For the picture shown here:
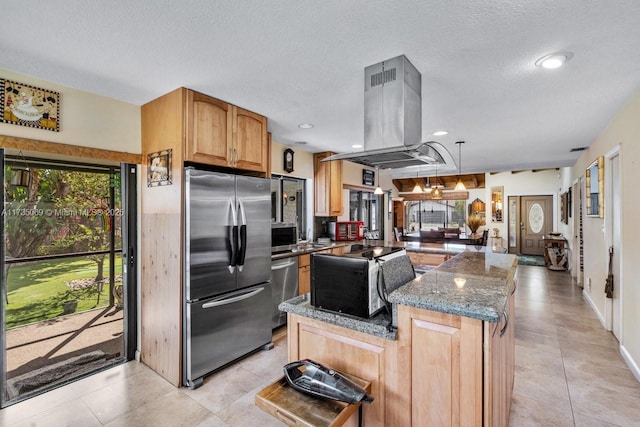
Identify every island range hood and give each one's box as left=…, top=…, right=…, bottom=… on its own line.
left=323, top=55, right=455, bottom=169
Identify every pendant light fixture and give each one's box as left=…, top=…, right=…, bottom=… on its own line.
left=412, top=169, right=423, bottom=193
left=431, top=166, right=443, bottom=199
left=8, top=151, right=31, bottom=188
left=374, top=167, right=384, bottom=195
left=454, top=141, right=466, bottom=191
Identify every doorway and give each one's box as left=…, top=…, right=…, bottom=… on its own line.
left=507, top=195, right=553, bottom=255
left=1, top=152, right=137, bottom=407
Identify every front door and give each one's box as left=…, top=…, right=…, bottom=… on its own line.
left=508, top=195, right=553, bottom=255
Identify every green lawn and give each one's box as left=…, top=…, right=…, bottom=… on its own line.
left=5, top=256, right=123, bottom=329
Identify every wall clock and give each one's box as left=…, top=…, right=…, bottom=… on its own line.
left=283, top=148, right=294, bottom=173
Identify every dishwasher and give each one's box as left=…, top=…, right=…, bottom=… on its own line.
left=271, top=257, right=299, bottom=328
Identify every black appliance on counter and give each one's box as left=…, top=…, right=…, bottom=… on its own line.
left=271, top=223, right=297, bottom=247
left=310, top=246, right=405, bottom=318
left=183, top=168, right=272, bottom=389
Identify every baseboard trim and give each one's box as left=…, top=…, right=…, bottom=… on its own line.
left=583, top=289, right=606, bottom=328
left=620, top=345, right=640, bottom=383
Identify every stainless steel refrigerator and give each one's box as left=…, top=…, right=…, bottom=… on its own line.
left=183, top=168, right=272, bottom=389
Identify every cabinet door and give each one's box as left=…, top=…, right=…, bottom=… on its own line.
left=298, top=254, right=310, bottom=295
left=298, top=265, right=310, bottom=295
left=186, top=91, right=233, bottom=166
left=404, top=307, right=483, bottom=426
left=233, top=106, right=268, bottom=173
left=314, top=152, right=343, bottom=216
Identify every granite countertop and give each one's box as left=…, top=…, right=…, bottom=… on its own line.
left=272, top=239, right=475, bottom=260
left=388, top=251, right=518, bottom=322
left=279, top=294, right=397, bottom=340
left=271, top=242, right=351, bottom=260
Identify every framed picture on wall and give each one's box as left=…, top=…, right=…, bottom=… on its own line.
left=362, top=169, right=375, bottom=186
left=560, top=192, right=568, bottom=224
left=0, top=78, right=60, bottom=132
left=147, top=149, right=172, bottom=187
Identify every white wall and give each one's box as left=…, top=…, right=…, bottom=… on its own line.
left=485, top=170, right=562, bottom=245
left=1, top=69, right=140, bottom=154
left=270, top=141, right=315, bottom=237
left=568, top=89, right=640, bottom=381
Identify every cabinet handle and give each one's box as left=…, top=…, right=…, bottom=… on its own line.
left=500, top=308, right=510, bottom=337
left=229, top=148, right=233, bottom=164
left=234, top=148, right=238, bottom=165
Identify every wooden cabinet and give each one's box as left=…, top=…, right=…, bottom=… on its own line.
left=184, top=88, right=269, bottom=173
left=298, top=254, right=310, bottom=295
left=140, top=88, right=269, bottom=387
left=407, top=251, right=450, bottom=267
left=286, top=285, right=516, bottom=426
left=287, top=313, right=405, bottom=426
left=485, top=285, right=515, bottom=426
left=399, top=305, right=483, bottom=426
left=314, top=152, right=343, bottom=216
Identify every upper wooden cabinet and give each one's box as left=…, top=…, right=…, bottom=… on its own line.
left=314, top=152, right=343, bottom=216
left=161, top=88, right=268, bottom=173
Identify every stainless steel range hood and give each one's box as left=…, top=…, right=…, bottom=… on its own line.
left=323, top=55, right=454, bottom=169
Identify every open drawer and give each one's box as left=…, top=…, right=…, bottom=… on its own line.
left=255, top=374, right=371, bottom=427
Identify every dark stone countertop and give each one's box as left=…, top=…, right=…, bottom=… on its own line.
left=279, top=245, right=518, bottom=339
left=279, top=294, right=397, bottom=340
left=388, top=251, right=518, bottom=322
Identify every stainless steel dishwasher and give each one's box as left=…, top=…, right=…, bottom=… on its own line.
left=271, top=256, right=299, bottom=328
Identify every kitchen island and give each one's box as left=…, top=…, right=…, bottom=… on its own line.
left=279, top=250, right=517, bottom=426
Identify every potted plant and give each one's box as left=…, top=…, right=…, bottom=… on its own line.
left=62, top=299, right=78, bottom=314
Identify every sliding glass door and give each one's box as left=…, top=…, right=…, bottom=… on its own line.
left=0, top=151, right=137, bottom=407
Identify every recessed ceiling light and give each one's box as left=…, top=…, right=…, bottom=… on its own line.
left=352, top=144, right=363, bottom=149
left=294, top=141, right=308, bottom=146
left=298, top=123, right=314, bottom=129
left=535, top=52, right=573, bottom=69
left=432, top=130, right=448, bottom=136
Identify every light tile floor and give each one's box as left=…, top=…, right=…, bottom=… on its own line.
left=1, top=265, right=639, bottom=426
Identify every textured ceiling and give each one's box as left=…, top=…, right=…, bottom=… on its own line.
left=2, top=0, right=640, bottom=177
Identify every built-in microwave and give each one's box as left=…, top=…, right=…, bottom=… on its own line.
left=271, top=223, right=297, bottom=247
left=328, top=221, right=364, bottom=241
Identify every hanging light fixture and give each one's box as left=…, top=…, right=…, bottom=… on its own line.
left=412, top=169, right=423, bottom=193
left=8, top=151, right=31, bottom=188
left=431, top=166, right=443, bottom=199
left=454, top=141, right=466, bottom=191
left=374, top=167, right=384, bottom=195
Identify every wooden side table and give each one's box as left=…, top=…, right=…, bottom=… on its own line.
left=543, top=236, right=568, bottom=270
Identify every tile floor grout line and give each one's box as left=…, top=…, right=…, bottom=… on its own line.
left=548, top=271, right=578, bottom=427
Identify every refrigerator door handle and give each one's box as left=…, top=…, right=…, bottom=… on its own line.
left=228, top=199, right=238, bottom=273
left=237, top=200, right=248, bottom=271
left=201, top=287, right=264, bottom=309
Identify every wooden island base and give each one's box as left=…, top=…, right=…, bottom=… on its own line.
left=284, top=251, right=516, bottom=427
left=287, top=299, right=513, bottom=426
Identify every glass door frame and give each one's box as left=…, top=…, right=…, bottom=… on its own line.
left=0, top=152, right=138, bottom=407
